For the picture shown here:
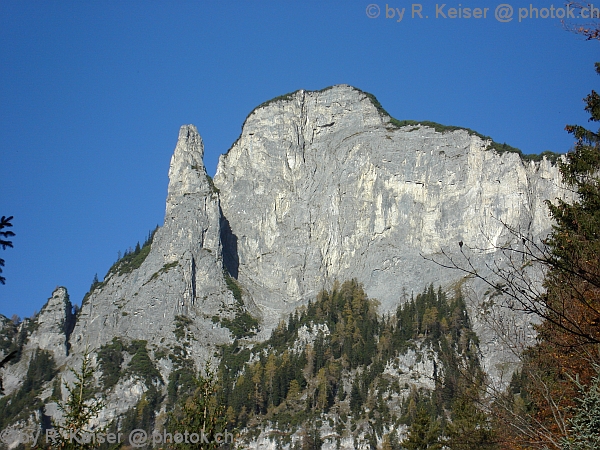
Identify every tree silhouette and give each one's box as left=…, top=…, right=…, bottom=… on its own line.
left=0, top=215, right=15, bottom=285
left=168, top=362, right=229, bottom=450
left=50, top=348, right=105, bottom=450
left=402, top=407, right=442, bottom=450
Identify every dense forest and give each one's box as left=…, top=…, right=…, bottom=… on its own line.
left=213, top=280, right=489, bottom=448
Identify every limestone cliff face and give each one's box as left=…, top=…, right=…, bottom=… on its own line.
left=213, top=85, right=570, bottom=384
left=1, top=288, right=73, bottom=396
left=214, top=85, right=566, bottom=319
left=68, top=124, right=234, bottom=372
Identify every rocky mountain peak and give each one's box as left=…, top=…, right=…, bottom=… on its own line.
left=27, top=287, right=74, bottom=360
left=220, top=86, right=387, bottom=172
left=246, top=85, right=385, bottom=124
left=65, top=124, right=230, bottom=362
left=166, top=124, right=210, bottom=207
left=162, top=124, right=221, bottom=257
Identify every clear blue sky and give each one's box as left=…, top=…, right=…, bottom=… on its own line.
left=1, top=1, right=597, bottom=319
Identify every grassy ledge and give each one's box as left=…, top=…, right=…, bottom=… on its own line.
left=361, top=89, right=562, bottom=164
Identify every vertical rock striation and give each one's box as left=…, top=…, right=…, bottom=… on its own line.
left=214, top=86, right=566, bottom=316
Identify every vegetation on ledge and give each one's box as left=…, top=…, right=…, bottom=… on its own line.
left=81, top=227, right=159, bottom=308
left=230, top=85, right=561, bottom=164
left=0, top=350, right=56, bottom=430
left=105, top=226, right=158, bottom=278
left=362, top=90, right=561, bottom=164
left=97, top=337, right=163, bottom=391
left=213, top=270, right=259, bottom=339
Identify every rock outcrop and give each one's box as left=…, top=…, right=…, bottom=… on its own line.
left=68, top=124, right=235, bottom=376
left=214, top=85, right=569, bottom=383
left=215, top=85, right=565, bottom=318
left=25, top=287, right=73, bottom=362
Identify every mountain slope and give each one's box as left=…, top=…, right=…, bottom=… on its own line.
left=0, top=85, right=571, bottom=447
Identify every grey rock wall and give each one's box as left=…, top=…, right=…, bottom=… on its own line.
left=214, top=85, right=567, bottom=320
left=214, top=85, right=570, bottom=383
left=26, top=287, right=73, bottom=363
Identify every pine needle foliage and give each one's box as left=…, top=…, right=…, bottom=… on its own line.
left=561, top=364, right=600, bottom=450
left=51, top=348, right=105, bottom=450
left=0, top=215, right=15, bottom=285
left=217, top=280, right=487, bottom=445
left=167, top=362, right=230, bottom=450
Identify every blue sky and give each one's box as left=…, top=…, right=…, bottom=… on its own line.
left=1, top=1, right=598, bottom=319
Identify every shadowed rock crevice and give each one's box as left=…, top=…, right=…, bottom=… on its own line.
left=191, top=256, right=197, bottom=303
left=64, top=302, right=76, bottom=356
left=220, top=208, right=239, bottom=279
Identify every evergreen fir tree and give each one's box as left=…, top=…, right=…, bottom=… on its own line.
left=50, top=348, right=105, bottom=450
left=541, top=61, right=600, bottom=347
left=350, top=376, right=363, bottom=415
left=401, top=407, right=442, bottom=450
left=444, top=395, right=497, bottom=449
left=168, top=362, right=229, bottom=450
left=561, top=365, right=600, bottom=450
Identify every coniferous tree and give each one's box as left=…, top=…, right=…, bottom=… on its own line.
left=215, top=279, right=485, bottom=444
left=299, top=422, right=322, bottom=450
left=444, top=395, right=497, bottom=450
left=350, top=376, right=363, bottom=416
left=525, top=63, right=600, bottom=445
left=50, top=348, right=105, bottom=450
left=402, top=407, right=442, bottom=450
left=486, top=62, right=600, bottom=449
left=539, top=62, right=600, bottom=348
left=0, top=215, right=15, bottom=285
left=425, top=63, right=600, bottom=449
left=382, top=431, right=402, bottom=450
left=561, top=365, right=600, bottom=450
left=168, top=362, right=229, bottom=450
